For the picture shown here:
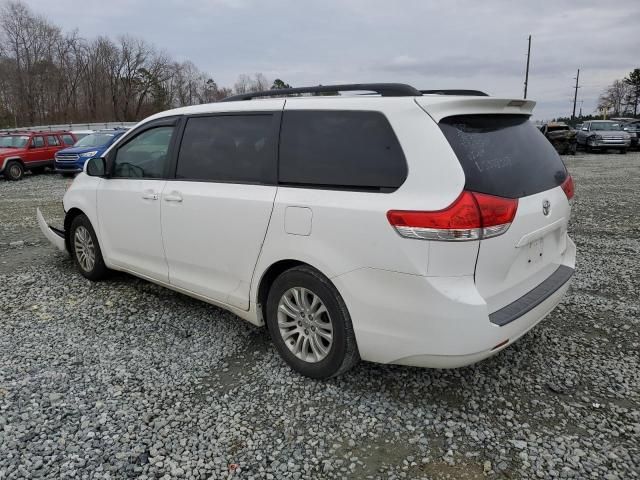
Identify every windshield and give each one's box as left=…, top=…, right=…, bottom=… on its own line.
left=74, top=133, right=115, bottom=147
left=0, top=135, right=30, bottom=148
left=590, top=122, right=622, bottom=131
left=547, top=126, right=569, bottom=132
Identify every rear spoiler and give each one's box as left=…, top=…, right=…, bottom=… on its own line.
left=416, top=97, right=536, bottom=122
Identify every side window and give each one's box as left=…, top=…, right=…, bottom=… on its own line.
left=279, top=110, right=407, bottom=190
left=112, top=126, right=174, bottom=179
left=46, top=135, right=60, bottom=146
left=62, top=134, right=75, bottom=145
left=176, top=114, right=277, bottom=183
left=32, top=136, right=45, bottom=148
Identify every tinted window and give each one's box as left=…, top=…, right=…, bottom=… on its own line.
left=32, top=136, right=44, bottom=148
left=113, top=126, right=174, bottom=179
left=279, top=110, right=407, bottom=190
left=62, top=134, right=75, bottom=145
left=439, top=115, right=567, bottom=199
left=176, top=115, right=276, bottom=183
left=46, top=135, right=60, bottom=146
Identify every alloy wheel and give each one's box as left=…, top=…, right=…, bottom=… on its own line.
left=277, top=287, right=333, bottom=363
left=74, top=226, right=96, bottom=272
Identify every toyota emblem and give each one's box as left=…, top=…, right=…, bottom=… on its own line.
left=542, top=200, right=551, bottom=216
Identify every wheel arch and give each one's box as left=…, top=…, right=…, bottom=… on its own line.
left=64, top=207, right=88, bottom=253
left=256, top=259, right=329, bottom=324
left=1, top=156, right=24, bottom=173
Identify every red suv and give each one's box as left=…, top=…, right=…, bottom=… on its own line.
left=0, top=131, right=77, bottom=180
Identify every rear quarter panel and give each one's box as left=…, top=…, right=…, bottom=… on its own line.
left=251, top=97, right=467, bottom=304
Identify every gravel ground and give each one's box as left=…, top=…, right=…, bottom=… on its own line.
left=0, top=153, right=638, bottom=480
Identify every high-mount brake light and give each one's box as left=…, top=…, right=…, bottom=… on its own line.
left=561, top=175, right=574, bottom=200
left=387, top=191, right=518, bottom=241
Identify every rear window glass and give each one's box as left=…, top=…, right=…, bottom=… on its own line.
left=439, top=114, right=568, bottom=198
left=279, top=110, right=407, bottom=191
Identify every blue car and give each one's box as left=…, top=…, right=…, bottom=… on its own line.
left=55, top=129, right=128, bottom=176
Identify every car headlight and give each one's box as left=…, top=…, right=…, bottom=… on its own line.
left=80, top=151, right=98, bottom=158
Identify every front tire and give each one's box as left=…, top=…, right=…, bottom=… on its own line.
left=266, top=266, right=359, bottom=379
left=70, top=214, right=109, bottom=281
left=4, top=161, right=24, bottom=180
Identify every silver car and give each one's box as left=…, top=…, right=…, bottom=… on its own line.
left=576, top=120, right=631, bottom=153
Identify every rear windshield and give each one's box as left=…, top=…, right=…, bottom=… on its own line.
left=439, top=114, right=567, bottom=198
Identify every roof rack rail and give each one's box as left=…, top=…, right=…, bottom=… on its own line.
left=420, top=89, right=489, bottom=97
left=221, top=83, right=422, bottom=102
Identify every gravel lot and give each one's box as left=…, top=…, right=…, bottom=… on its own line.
left=0, top=152, right=638, bottom=480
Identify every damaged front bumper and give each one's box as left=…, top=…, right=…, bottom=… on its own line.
left=36, top=208, right=67, bottom=253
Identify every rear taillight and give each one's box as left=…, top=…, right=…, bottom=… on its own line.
left=387, top=191, right=518, bottom=241
left=561, top=175, right=574, bottom=200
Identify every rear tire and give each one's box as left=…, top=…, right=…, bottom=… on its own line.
left=266, top=265, right=360, bottom=379
left=4, top=161, right=24, bottom=181
left=70, top=214, right=109, bottom=281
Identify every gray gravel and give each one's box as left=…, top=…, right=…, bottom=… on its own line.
left=1, top=154, right=639, bottom=480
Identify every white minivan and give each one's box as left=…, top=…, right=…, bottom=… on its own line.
left=38, top=83, right=576, bottom=378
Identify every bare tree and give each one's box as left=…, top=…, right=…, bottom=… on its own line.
left=0, top=1, right=283, bottom=127
left=598, top=80, right=629, bottom=117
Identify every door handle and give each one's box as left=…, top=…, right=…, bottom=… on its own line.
left=164, top=192, right=183, bottom=203
left=142, top=191, right=158, bottom=200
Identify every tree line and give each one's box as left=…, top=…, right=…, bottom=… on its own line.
left=0, top=1, right=290, bottom=128
left=596, top=68, right=640, bottom=118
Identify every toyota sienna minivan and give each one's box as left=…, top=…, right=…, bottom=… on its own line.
left=38, top=83, right=576, bottom=378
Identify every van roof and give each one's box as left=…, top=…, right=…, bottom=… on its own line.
left=142, top=83, right=535, bottom=123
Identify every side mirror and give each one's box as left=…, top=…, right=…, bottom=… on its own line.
left=29, top=144, right=36, bottom=149
left=86, top=157, right=106, bottom=177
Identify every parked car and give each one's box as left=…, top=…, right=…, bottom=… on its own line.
left=55, top=129, right=129, bottom=177
left=576, top=120, right=631, bottom=153
left=0, top=130, right=77, bottom=180
left=621, top=120, right=640, bottom=150
left=38, top=83, right=576, bottom=378
left=539, top=122, right=577, bottom=155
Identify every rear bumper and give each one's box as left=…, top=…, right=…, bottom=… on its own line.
left=333, top=237, right=576, bottom=369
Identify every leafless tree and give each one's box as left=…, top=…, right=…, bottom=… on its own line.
left=598, top=80, right=630, bottom=117
left=0, top=0, right=278, bottom=127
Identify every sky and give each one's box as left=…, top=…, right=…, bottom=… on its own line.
left=23, top=0, right=640, bottom=120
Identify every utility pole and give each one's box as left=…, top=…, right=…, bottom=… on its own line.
left=579, top=100, right=583, bottom=118
left=523, top=35, right=532, bottom=99
left=571, top=69, right=580, bottom=120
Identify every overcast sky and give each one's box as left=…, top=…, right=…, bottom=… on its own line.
left=25, top=0, right=640, bottom=120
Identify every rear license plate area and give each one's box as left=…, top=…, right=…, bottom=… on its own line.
left=527, top=238, right=544, bottom=265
